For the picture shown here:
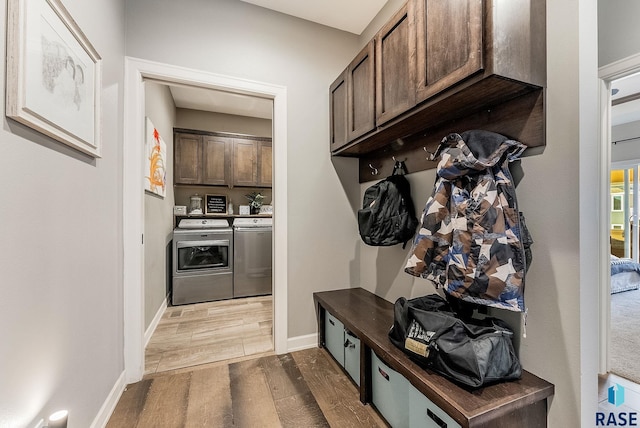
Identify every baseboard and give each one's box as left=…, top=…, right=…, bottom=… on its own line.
left=90, top=370, right=126, bottom=428
left=287, top=333, right=318, bottom=352
left=145, top=298, right=167, bottom=347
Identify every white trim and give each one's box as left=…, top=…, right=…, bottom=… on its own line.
left=145, top=298, right=167, bottom=348
left=287, top=333, right=318, bottom=352
left=89, top=371, right=126, bottom=428
left=598, top=53, right=640, bottom=375
left=124, top=57, right=289, bottom=383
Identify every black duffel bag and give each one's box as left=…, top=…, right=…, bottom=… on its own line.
left=388, top=294, right=521, bottom=388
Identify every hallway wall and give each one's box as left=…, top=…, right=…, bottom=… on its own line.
left=0, top=0, right=126, bottom=426
left=125, top=0, right=363, bottom=339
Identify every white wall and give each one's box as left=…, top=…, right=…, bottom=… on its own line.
left=125, top=0, right=362, bottom=339
left=144, top=82, right=176, bottom=328
left=598, top=0, right=640, bottom=67
left=612, top=120, right=640, bottom=163
left=0, top=0, right=125, bottom=426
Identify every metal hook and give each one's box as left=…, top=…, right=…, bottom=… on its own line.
left=392, top=156, right=407, bottom=163
left=423, top=146, right=436, bottom=158
left=369, top=163, right=379, bottom=175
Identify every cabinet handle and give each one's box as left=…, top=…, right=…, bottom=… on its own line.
left=344, top=339, right=356, bottom=349
left=427, top=409, right=447, bottom=428
left=329, top=319, right=335, bottom=326
left=378, top=366, right=389, bottom=381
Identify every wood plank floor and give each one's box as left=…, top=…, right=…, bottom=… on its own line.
left=145, top=296, right=274, bottom=375
left=107, top=347, right=388, bottom=428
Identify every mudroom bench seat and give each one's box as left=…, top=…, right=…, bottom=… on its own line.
left=313, top=287, right=555, bottom=428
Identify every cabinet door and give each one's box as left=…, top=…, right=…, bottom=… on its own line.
left=233, top=139, right=258, bottom=187
left=174, top=133, right=202, bottom=184
left=347, top=41, right=375, bottom=141
left=414, top=0, right=483, bottom=103
left=257, top=141, right=272, bottom=187
left=330, top=70, right=348, bottom=152
left=375, top=2, right=416, bottom=125
left=201, top=135, right=231, bottom=186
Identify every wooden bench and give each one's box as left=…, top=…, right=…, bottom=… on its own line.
left=313, top=287, right=555, bottom=428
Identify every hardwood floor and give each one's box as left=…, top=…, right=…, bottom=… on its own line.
left=145, top=295, right=274, bottom=375
left=107, top=347, right=388, bottom=428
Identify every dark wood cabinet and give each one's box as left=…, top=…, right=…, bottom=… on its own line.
left=330, top=70, right=348, bottom=152
left=174, top=133, right=202, bottom=184
left=232, top=138, right=273, bottom=188
left=232, top=139, right=258, bottom=187
left=375, top=2, right=417, bottom=125
left=175, top=132, right=230, bottom=186
left=414, top=0, right=483, bottom=103
left=347, top=41, right=376, bottom=142
left=174, top=129, right=271, bottom=188
left=329, top=0, right=546, bottom=181
left=257, top=141, right=272, bottom=187
left=201, top=135, right=231, bottom=186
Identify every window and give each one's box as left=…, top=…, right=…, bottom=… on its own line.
left=612, top=194, right=624, bottom=212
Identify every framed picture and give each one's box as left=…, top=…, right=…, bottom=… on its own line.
left=205, top=194, right=228, bottom=215
left=144, top=117, right=167, bottom=198
left=5, top=0, right=102, bottom=157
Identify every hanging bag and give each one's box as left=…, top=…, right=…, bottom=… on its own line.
left=357, top=161, right=419, bottom=248
left=388, top=294, right=522, bottom=388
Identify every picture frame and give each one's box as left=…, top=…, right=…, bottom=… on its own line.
left=205, top=194, right=228, bottom=215
left=144, top=117, right=167, bottom=198
left=6, top=0, right=102, bottom=157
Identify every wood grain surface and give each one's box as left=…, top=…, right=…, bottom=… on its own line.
left=107, top=348, right=384, bottom=428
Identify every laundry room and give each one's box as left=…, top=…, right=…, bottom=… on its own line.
left=143, top=80, right=275, bottom=374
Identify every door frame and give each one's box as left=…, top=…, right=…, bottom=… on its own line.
left=598, top=52, right=640, bottom=374
left=123, top=57, right=288, bottom=382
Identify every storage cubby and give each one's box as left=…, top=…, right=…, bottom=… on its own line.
left=322, top=311, right=361, bottom=386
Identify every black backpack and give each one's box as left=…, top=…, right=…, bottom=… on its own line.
left=357, top=161, right=419, bottom=248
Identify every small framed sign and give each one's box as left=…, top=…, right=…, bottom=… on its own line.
left=205, top=194, right=228, bottom=215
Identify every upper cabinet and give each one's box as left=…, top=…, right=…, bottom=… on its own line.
left=232, top=138, right=258, bottom=187
left=375, top=2, right=417, bottom=125
left=257, top=141, right=273, bottom=187
left=174, top=133, right=203, bottom=184
left=201, top=134, right=231, bottom=186
left=347, top=41, right=376, bottom=142
left=330, top=70, right=348, bottom=152
left=175, top=129, right=272, bottom=188
left=414, top=0, right=482, bottom=103
left=330, top=0, right=546, bottom=180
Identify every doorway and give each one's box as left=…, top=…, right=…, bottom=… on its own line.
left=599, top=54, right=640, bottom=377
left=123, top=57, right=289, bottom=383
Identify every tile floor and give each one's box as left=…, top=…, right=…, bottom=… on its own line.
left=144, top=295, right=274, bottom=375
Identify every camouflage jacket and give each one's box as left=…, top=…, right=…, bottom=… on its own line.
left=404, top=130, right=532, bottom=312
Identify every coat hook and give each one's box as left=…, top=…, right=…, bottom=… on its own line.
left=392, top=156, right=407, bottom=162
left=369, top=163, right=379, bottom=175
left=424, top=146, right=437, bottom=160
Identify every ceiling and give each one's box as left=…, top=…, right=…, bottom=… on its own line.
left=169, top=85, right=273, bottom=120
left=238, top=0, right=388, bottom=35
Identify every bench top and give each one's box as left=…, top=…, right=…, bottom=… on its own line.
left=313, top=287, right=554, bottom=427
